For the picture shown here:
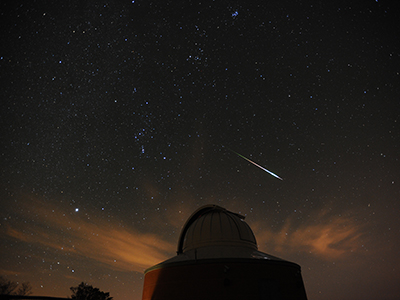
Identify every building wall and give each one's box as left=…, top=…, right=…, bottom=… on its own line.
left=142, top=259, right=307, bottom=300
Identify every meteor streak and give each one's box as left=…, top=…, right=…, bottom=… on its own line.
left=229, top=149, right=283, bottom=180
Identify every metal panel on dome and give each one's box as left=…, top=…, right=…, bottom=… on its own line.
left=182, top=205, right=257, bottom=252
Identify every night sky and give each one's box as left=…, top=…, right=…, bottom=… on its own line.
left=1, top=1, right=399, bottom=299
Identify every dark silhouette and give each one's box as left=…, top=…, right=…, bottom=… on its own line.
left=70, top=283, right=112, bottom=300
left=0, top=277, right=32, bottom=296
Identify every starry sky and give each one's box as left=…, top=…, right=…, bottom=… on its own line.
left=1, top=1, right=399, bottom=299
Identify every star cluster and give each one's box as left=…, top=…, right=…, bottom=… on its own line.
left=1, top=1, right=399, bottom=300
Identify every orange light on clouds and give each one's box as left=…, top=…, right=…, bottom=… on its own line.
left=252, top=209, right=366, bottom=260
left=5, top=197, right=175, bottom=274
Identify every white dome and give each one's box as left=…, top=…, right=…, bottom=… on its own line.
left=178, top=205, right=258, bottom=253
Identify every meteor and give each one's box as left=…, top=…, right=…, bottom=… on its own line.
left=229, top=149, right=283, bottom=180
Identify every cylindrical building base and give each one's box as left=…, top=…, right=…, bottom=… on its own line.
left=143, top=258, right=307, bottom=300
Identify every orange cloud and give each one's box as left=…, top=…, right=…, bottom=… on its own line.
left=252, top=209, right=365, bottom=260
left=4, top=197, right=175, bottom=273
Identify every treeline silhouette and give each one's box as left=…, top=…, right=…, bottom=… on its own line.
left=1, top=278, right=112, bottom=300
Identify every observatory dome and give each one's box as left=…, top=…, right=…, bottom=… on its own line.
left=179, top=205, right=257, bottom=253
left=142, top=204, right=308, bottom=300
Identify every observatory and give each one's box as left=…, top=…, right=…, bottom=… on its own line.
left=142, top=204, right=307, bottom=300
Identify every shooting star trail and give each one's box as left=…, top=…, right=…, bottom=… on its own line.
left=229, top=149, right=283, bottom=180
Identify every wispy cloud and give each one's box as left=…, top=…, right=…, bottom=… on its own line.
left=4, top=196, right=175, bottom=273
left=252, top=209, right=365, bottom=260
